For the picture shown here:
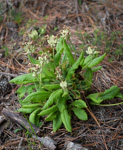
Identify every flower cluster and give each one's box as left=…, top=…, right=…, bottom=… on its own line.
left=60, top=26, right=70, bottom=39
left=38, top=52, right=50, bottom=65
left=60, top=81, right=67, bottom=92
left=55, top=66, right=68, bottom=92
left=24, top=42, right=35, bottom=54
left=86, top=47, right=98, bottom=55
left=47, top=35, right=58, bottom=48
left=28, top=30, right=38, bottom=40
left=55, top=66, right=63, bottom=80
left=31, top=65, right=41, bottom=77
left=31, top=52, right=50, bottom=77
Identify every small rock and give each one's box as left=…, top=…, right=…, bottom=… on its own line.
left=66, top=141, right=88, bottom=150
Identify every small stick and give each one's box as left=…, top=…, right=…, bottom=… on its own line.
left=2, top=108, right=57, bottom=149
left=75, top=0, right=81, bottom=23
left=86, top=107, right=100, bottom=127
left=18, top=138, right=24, bottom=150
left=0, top=72, right=18, bottom=77
left=2, top=108, right=39, bottom=134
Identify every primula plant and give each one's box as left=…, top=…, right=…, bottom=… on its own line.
left=10, top=27, right=123, bottom=132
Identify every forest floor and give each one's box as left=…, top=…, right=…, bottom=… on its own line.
left=0, top=0, right=123, bottom=149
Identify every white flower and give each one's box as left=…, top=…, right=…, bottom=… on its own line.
left=47, top=35, right=58, bottom=48
left=24, top=42, right=35, bottom=54
left=31, top=53, right=51, bottom=78
left=44, top=56, right=47, bottom=61
left=61, top=28, right=70, bottom=39
left=29, top=45, right=35, bottom=53
left=24, top=42, right=30, bottom=54
left=86, top=47, right=98, bottom=55
left=56, top=74, right=62, bottom=80
left=55, top=66, right=63, bottom=80
left=38, top=53, right=50, bottom=65
left=38, top=57, right=43, bottom=61
left=32, top=72, right=36, bottom=77
left=60, top=81, right=67, bottom=92
left=28, top=30, right=38, bottom=39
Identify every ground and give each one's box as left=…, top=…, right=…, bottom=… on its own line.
left=0, top=0, right=123, bottom=149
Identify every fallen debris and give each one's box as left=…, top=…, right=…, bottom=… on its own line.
left=33, top=135, right=56, bottom=150
left=66, top=141, right=88, bottom=150
left=2, top=108, right=57, bottom=149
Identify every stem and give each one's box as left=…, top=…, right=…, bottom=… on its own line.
left=53, top=48, right=56, bottom=68
left=39, top=73, right=42, bottom=89
left=86, top=107, right=100, bottom=127
left=92, top=102, right=123, bottom=107
left=68, top=39, right=77, bottom=60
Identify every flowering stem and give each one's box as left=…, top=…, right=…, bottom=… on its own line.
left=53, top=48, right=56, bottom=67
left=39, top=74, right=42, bottom=89
left=68, top=39, right=77, bottom=60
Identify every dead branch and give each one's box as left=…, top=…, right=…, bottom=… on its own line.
left=2, top=108, right=39, bottom=134
left=2, top=108, right=57, bottom=150
left=0, top=72, right=18, bottom=77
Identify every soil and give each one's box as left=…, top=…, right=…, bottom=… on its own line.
left=0, top=0, right=123, bottom=150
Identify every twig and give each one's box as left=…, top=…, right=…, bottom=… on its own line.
left=2, top=108, right=39, bottom=134
left=18, top=138, right=24, bottom=150
left=86, top=107, right=100, bottom=127
left=42, top=3, right=48, bottom=17
left=0, top=72, right=18, bottom=77
left=2, top=108, right=57, bottom=150
left=75, top=0, right=81, bottom=23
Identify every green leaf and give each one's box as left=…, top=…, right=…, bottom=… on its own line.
left=55, top=37, right=64, bottom=66
left=100, top=85, right=120, bottom=100
left=45, top=112, right=56, bottom=121
left=16, top=84, right=36, bottom=99
left=38, top=105, right=58, bottom=116
left=61, top=109, right=72, bottom=132
left=14, top=129, right=22, bottom=133
left=29, top=108, right=41, bottom=125
left=22, top=104, right=42, bottom=108
left=63, top=40, right=75, bottom=65
left=53, top=112, right=62, bottom=132
left=22, top=91, right=50, bottom=104
left=84, top=68, right=93, bottom=88
left=54, top=48, right=63, bottom=66
left=88, top=53, right=106, bottom=68
left=61, top=53, right=68, bottom=64
left=57, top=97, right=66, bottom=112
left=92, top=66, right=102, bottom=72
left=56, top=37, right=63, bottom=52
left=82, top=55, right=93, bottom=69
left=71, top=100, right=87, bottom=108
left=43, top=67, right=55, bottom=78
left=35, top=115, right=41, bottom=127
left=16, top=86, right=26, bottom=99
left=66, top=52, right=83, bottom=81
left=45, top=62, right=55, bottom=72
left=43, top=84, right=61, bottom=91
left=28, top=54, right=39, bottom=64
left=18, top=107, right=37, bottom=114
left=116, top=93, right=123, bottom=100
left=80, top=56, right=84, bottom=66
left=87, top=86, right=120, bottom=104
left=10, top=73, right=38, bottom=84
left=62, top=90, right=69, bottom=98
left=43, top=89, right=63, bottom=109
left=72, top=108, right=88, bottom=120
left=87, top=93, right=103, bottom=104
left=26, top=84, right=36, bottom=95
